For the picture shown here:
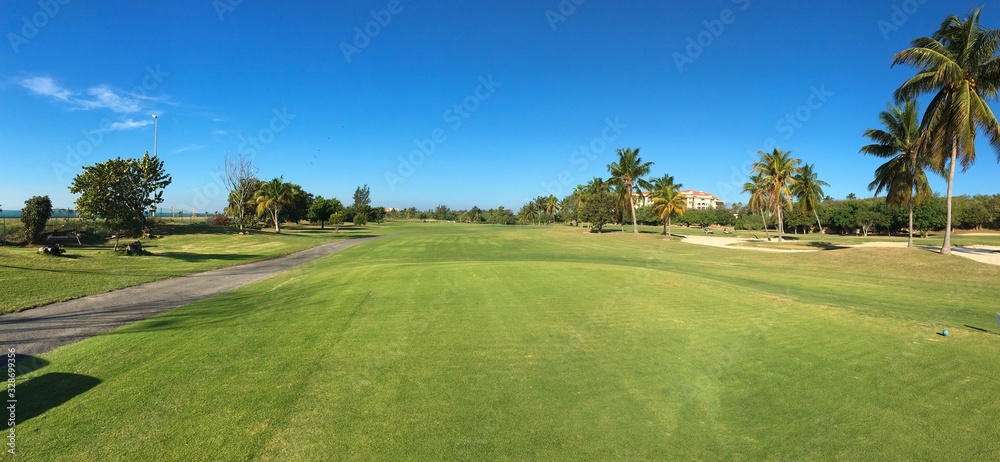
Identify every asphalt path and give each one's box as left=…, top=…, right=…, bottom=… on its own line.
left=1, top=236, right=381, bottom=355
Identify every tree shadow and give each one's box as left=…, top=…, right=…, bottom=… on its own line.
left=3, top=372, right=101, bottom=429
left=805, top=242, right=849, bottom=250
left=13, top=354, right=49, bottom=376
left=153, top=252, right=257, bottom=263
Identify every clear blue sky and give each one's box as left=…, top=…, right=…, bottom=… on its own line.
left=2, top=0, right=999, bottom=212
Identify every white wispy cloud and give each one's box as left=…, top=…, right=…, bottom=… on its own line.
left=18, top=76, right=163, bottom=114
left=212, top=129, right=229, bottom=137
left=20, top=76, right=72, bottom=101
left=172, top=144, right=207, bottom=154
left=108, top=118, right=153, bottom=131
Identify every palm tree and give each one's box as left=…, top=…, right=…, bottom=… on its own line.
left=892, top=7, right=1000, bottom=254
left=540, top=195, right=559, bottom=223
left=254, top=177, right=300, bottom=233
left=752, top=148, right=800, bottom=241
left=649, top=174, right=684, bottom=234
left=607, top=147, right=654, bottom=234
left=649, top=174, right=682, bottom=195
left=789, top=163, right=830, bottom=235
left=652, top=186, right=687, bottom=237
left=860, top=101, right=934, bottom=247
left=741, top=173, right=771, bottom=241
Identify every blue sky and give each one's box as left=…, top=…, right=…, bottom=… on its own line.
left=2, top=0, right=999, bottom=212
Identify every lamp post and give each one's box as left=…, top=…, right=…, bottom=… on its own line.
left=151, top=114, right=158, bottom=218
left=152, top=114, right=158, bottom=157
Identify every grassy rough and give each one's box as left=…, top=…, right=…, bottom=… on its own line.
left=0, top=222, right=402, bottom=314
left=11, top=224, right=1000, bottom=460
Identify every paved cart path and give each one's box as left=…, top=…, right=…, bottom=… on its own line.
left=1, top=236, right=381, bottom=355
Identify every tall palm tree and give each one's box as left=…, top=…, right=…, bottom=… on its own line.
left=254, top=177, right=300, bottom=233
left=789, top=163, right=830, bottom=235
left=652, top=186, right=686, bottom=237
left=752, top=148, right=800, bottom=241
left=892, top=7, right=1000, bottom=254
left=607, top=147, right=654, bottom=234
left=860, top=101, right=934, bottom=247
left=741, top=173, right=771, bottom=241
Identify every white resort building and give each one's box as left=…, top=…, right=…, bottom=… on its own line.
left=631, top=189, right=725, bottom=210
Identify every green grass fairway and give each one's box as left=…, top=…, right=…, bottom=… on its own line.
left=12, top=225, right=1000, bottom=460
left=0, top=222, right=410, bottom=314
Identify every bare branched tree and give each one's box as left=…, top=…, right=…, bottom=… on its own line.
left=222, top=152, right=259, bottom=233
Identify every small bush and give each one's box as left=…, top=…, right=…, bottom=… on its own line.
left=207, top=213, right=231, bottom=227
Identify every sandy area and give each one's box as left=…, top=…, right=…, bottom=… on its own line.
left=680, top=235, right=1000, bottom=266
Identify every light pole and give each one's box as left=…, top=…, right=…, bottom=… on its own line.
left=152, top=114, right=158, bottom=218
left=152, top=114, right=158, bottom=157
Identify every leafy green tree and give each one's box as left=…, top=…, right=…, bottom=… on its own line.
left=22, top=195, right=53, bottom=244
left=70, top=152, right=172, bottom=245
left=790, top=163, right=830, bottom=234
left=893, top=7, right=1000, bottom=254
left=307, top=196, right=343, bottom=229
left=913, top=196, right=948, bottom=237
left=254, top=177, right=301, bottom=233
left=367, top=206, right=386, bottom=224
left=351, top=185, right=372, bottom=226
left=752, top=148, right=800, bottom=241
left=652, top=186, right=686, bottom=236
left=579, top=190, right=616, bottom=233
left=330, top=211, right=346, bottom=232
left=860, top=101, right=934, bottom=247
left=279, top=184, right=312, bottom=223
left=607, top=147, right=654, bottom=234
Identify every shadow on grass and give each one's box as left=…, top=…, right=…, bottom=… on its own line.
left=964, top=325, right=998, bottom=335
left=154, top=252, right=257, bottom=263
left=3, top=372, right=101, bottom=429
left=805, top=242, right=850, bottom=250
left=13, top=354, right=49, bottom=376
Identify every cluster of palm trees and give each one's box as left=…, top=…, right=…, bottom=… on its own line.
left=741, top=149, right=829, bottom=242
left=567, top=147, right=688, bottom=235
left=862, top=7, right=999, bottom=254
left=518, top=195, right=560, bottom=225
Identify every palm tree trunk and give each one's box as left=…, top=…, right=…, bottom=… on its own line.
left=907, top=199, right=914, bottom=248
left=941, top=137, right=957, bottom=255
left=629, top=195, right=638, bottom=234
left=813, top=209, right=823, bottom=236
left=662, top=219, right=667, bottom=235
left=760, top=210, right=771, bottom=241
left=668, top=216, right=671, bottom=238
left=776, top=207, right=784, bottom=241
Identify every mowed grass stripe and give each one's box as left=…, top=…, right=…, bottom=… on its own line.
left=14, top=225, right=1000, bottom=460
